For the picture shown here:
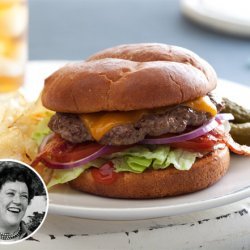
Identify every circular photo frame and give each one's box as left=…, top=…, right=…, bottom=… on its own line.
left=0, top=159, right=49, bottom=244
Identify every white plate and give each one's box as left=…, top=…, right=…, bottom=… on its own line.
left=181, top=0, right=250, bottom=37
left=48, top=79, right=250, bottom=221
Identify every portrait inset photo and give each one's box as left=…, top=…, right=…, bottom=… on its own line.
left=0, top=159, right=48, bottom=244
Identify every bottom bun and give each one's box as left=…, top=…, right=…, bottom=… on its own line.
left=69, top=147, right=230, bottom=199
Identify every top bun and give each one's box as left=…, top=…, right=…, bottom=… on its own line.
left=42, top=43, right=217, bottom=113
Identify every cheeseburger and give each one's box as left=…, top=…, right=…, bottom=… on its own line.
left=32, top=43, right=242, bottom=199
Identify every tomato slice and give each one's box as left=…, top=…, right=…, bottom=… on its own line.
left=53, top=142, right=105, bottom=163
left=91, top=161, right=121, bottom=184
left=44, top=135, right=104, bottom=162
left=32, top=134, right=132, bottom=165
left=169, top=133, right=219, bottom=152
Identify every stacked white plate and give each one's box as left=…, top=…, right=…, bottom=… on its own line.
left=181, top=0, right=250, bottom=37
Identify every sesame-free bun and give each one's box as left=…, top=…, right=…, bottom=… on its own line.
left=42, top=43, right=217, bottom=113
left=69, top=147, right=230, bottom=199
left=87, top=43, right=216, bottom=86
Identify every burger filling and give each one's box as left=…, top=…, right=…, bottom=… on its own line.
left=31, top=93, right=243, bottom=189
left=48, top=94, right=222, bottom=145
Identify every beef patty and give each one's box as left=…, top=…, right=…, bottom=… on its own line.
left=48, top=94, right=223, bottom=145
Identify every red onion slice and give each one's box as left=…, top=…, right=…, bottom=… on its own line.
left=140, top=113, right=234, bottom=145
left=215, top=113, right=234, bottom=121
left=39, top=145, right=110, bottom=169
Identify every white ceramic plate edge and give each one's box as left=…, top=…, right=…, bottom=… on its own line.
left=48, top=186, right=250, bottom=220
left=181, top=0, right=250, bottom=37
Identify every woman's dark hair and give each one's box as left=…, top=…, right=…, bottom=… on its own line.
left=0, top=162, right=35, bottom=204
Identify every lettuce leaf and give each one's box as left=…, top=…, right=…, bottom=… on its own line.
left=47, top=159, right=106, bottom=189
left=108, top=145, right=199, bottom=173
left=32, top=112, right=53, bottom=145
left=106, top=146, right=169, bottom=173
left=164, top=149, right=199, bottom=170
left=47, top=167, right=85, bottom=189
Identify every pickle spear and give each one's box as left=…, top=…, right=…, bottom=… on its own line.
left=222, top=97, right=250, bottom=123
left=230, top=123, right=250, bottom=146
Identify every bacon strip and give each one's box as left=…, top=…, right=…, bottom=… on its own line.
left=211, top=125, right=250, bottom=156
left=223, top=134, right=250, bottom=156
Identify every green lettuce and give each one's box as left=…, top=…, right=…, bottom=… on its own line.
left=32, top=112, right=53, bottom=145
left=165, top=149, right=200, bottom=170
left=47, top=167, right=85, bottom=189
left=47, top=159, right=106, bottom=189
left=107, top=145, right=200, bottom=173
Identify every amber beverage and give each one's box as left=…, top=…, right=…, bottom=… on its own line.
left=0, top=0, right=28, bottom=92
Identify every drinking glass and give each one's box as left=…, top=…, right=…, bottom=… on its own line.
left=0, top=0, right=28, bottom=92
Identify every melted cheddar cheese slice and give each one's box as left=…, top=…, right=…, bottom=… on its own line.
left=80, top=110, right=146, bottom=141
left=184, top=96, right=217, bottom=117
left=80, top=96, right=217, bottom=141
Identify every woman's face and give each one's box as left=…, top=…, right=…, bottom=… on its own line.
left=0, top=181, right=29, bottom=228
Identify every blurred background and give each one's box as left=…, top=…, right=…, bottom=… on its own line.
left=28, top=0, right=249, bottom=86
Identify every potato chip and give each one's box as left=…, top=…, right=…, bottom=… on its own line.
left=0, top=92, right=51, bottom=163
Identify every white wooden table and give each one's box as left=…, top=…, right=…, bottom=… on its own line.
left=2, top=61, right=250, bottom=250
left=2, top=199, right=250, bottom=250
